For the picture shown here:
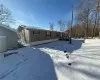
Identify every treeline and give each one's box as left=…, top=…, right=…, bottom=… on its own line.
left=67, top=24, right=100, bottom=38
left=67, top=0, right=100, bottom=38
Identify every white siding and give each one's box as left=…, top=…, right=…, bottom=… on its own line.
left=0, top=26, right=18, bottom=49
left=0, top=36, right=7, bottom=52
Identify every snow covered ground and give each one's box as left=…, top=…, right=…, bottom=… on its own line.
left=0, top=39, right=100, bottom=80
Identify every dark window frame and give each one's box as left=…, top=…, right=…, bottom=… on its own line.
left=33, top=30, right=40, bottom=35
left=46, top=31, right=51, bottom=36
left=56, top=32, right=60, bottom=37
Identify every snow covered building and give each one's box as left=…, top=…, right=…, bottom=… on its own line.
left=17, top=25, right=68, bottom=45
left=0, top=24, right=18, bottom=52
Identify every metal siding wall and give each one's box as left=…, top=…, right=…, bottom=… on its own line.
left=0, top=26, right=18, bottom=49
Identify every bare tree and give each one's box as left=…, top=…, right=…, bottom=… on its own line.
left=76, top=0, right=97, bottom=38
left=58, top=20, right=67, bottom=31
left=66, top=0, right=100, bottom=38
left=92, top=0, right=100, bottom=37
left=0, top=4, right=14, bottom=25
left=49, top=23, right=54, bottom=31
left=58, top=20, right=63, bottom=31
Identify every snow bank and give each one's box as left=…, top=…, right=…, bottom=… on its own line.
left=21, top=39, right=58, bottom=46
left=85, top=39, right=100, bottom=43
left=29, top=39, right=58, bottom=46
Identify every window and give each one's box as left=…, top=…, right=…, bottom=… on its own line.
left=33, top=30, right=40, bottom=34
left=46, top=31, right=51, bottom=36
left=60, top=33, right=63, bottom=37
left=56, top=33, right=59, bottom=37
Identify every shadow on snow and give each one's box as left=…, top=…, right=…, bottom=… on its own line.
left=55, top=62, right=100, bottom=80
left=34, top=39, right=84, bottom=54
left=30, top=48, right=58, bottom=80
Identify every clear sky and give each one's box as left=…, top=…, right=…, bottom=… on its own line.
left=0, top=0, right=80, bottom=30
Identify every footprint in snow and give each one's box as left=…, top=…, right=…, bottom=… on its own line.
left=68, top=63, right=72, bottom=66
left=64, top=50, right=67, bottom=53
left=66, top=54, right=69, bottom=59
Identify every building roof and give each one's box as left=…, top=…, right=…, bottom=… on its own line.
left=17, top=25, right=67, bottom=33
left=0, top=23, right=17, bottom=33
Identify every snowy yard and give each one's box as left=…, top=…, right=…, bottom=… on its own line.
left=0, top=39, right=100, bottom=80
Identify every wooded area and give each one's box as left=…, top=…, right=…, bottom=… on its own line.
left=67, top=0, right=100, bottom=38
left=50, top=0, right=100, bottom=38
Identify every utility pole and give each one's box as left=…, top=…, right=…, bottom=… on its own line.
left=70, top=5, right=74, bottom=37
left=69, top=5, right=74, bottom=44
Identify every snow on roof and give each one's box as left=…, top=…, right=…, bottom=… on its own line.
left=19, top=25, right=67, bottom=33
left=0, top=23, right=17, bottom=33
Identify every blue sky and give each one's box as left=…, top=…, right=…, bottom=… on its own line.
left=0, top=0, right=80, bottom=30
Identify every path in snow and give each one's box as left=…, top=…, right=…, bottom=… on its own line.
left=0, top=47, right=57, bottom=80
